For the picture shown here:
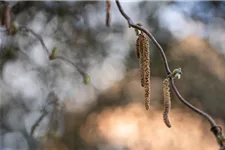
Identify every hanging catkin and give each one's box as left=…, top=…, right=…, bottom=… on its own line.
left=136, top=32, right=150, bottom=110
left=163, top=78, right=172, bottom=128
left=2, top=3, right=12, bottom=34
left=143, top=33, right=150, bottom=110
left=106, top=0, right=111, bottom=27
left=138, top=33, right=150, bottom=110
left=137, top=33, right=144, bottom=87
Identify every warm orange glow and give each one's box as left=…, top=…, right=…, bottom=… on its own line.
left=80, top=102, right=224, bottom=150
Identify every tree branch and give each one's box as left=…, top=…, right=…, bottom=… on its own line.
left=18, top=26, right=50, bottom=56
left=30, top=92, right=63, bottom=137
left=17, top=25, right=86, bottom=77
left=115, top=0, right=224, bottom=148
left=30, top=109, right=48, bottom=137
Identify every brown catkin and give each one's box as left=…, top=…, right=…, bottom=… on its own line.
left=140, top=33, right=150, bottom=110
left=138, top=33, right=145, bottom=87
left=106, top=0, right=111, bottom=27
left=163, top=78, right=172, bottom=128
left=2, top=3, right=12, bottom=35
left=136, top=35, right=140, bottom=59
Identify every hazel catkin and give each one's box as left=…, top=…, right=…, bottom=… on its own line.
left=137, top=33, right=150, bottom=110
left=1, top=3, right=13, bottom=35
left=163, top=78, right=172, bottom=128
left=136, top=32, right=150, bottom=110
left=137, top=33, right=145, bottom=88
left=142, top=33, right=150, bottom=110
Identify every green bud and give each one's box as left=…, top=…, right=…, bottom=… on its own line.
left=12, top=23, right=18, bottom=35
left=134, top=23, right=142, bottom=36
left=135, top=28, right=139, bottom=36
left=83, top=74, right=91, bottom=85
left=136, top=23, right=142, bottom=26
left=171, top=68, right=182, bottom=79
left=49, top=47, right=57, bottom=60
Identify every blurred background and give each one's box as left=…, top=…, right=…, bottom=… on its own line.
left=0, top=1, right=225, bottom=150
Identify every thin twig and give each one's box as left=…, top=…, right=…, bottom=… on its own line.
left=44, top=91, right=65, bottom=137
left=115, top=0, right=224, bottom=147
left=30, top=110, right=48, bottom=136
left=54, top=56, right=85, bottom=76
left=18, top=26, right=50, bottom=56
left=17, top=25, right=86, bottom=77
left=30, top=92, right=62, bottom=137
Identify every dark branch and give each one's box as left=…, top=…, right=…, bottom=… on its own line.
left=115, top=0, right=224, bottom=147
left=30, top=92, right=61, bottom=137
left=54, top=56, right=86, bottom=77
left=18, top=26, right=50, bottom=56
left=17, top=25, right=86, bottom=77
left=30, top=110, right=48, bottom=136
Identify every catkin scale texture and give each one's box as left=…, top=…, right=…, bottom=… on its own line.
left=138, top=33, right=150, bottom=110
left=163, top=78, right=172, bottom=128
left=137, top=34, right=145, bottom=87
left=136, top=35, right=140, bottom=59
left=142, top=34, right=150, bottom=110
left=136, top=32, right=151, bottom=110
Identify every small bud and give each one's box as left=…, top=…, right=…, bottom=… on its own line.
left=134, top=23, right=142, bottom=35
left=171, top=68, right=182, bottom=79
left=83, top=73, right=91, bottom=85
left=49, top=47, right=57, bottom=60
left=135, top=28, right=139, bottom=36
left=11, top=23, right=18, bottom=35
left=176, top=74, right=181, bottom=79
left=136, top=23, right=142, bottom=26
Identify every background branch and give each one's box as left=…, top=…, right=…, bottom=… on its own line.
left=30, top=110, right=48, bottom=137
left=17, top=25, right=87, bottom=79
left=18, top=26, right=50, bottom=56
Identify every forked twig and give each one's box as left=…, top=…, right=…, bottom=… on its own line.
left=30, top=92, right=64, bottom=137
left=115, top=0, right=224, bottom=148
left=17, top=25, right=86, bottom=77
left=30, top=110, right=48, bottom=137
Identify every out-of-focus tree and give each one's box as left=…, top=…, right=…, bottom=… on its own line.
left=0, top=1, right=225, bottom=150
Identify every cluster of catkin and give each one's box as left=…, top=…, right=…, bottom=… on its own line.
left=136, top=32, right=172, bottom=127
left=136, top=32, right=150, bottom=110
